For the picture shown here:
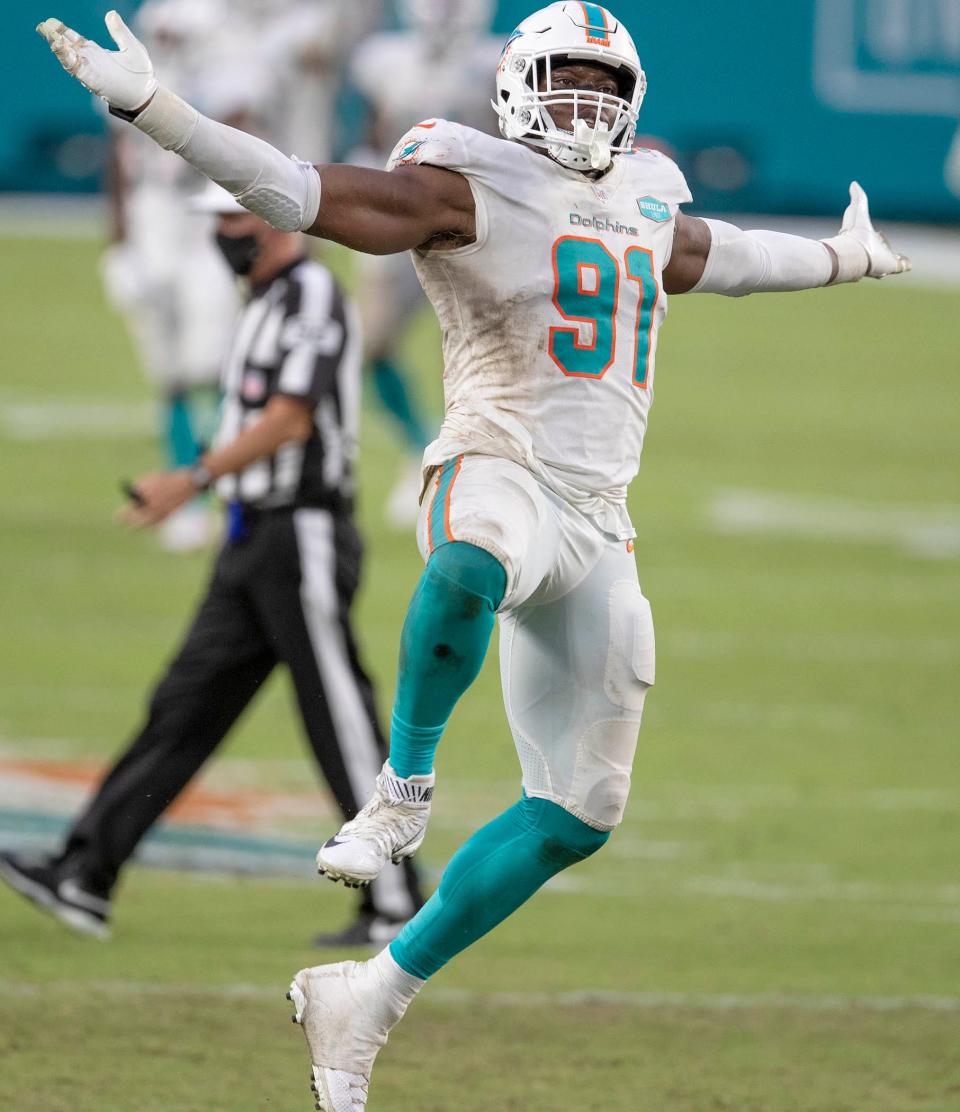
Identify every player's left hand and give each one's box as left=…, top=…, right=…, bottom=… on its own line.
left=37, top=11, right=157, bottom=113
left=834, top=182, right=912, bottom=279
left=117, top=471, right=195, bottom=528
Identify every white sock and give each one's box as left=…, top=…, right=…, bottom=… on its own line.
left=369, top=946, right=424, bottom=1017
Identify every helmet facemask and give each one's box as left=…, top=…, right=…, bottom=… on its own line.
left=498, top=49, right=643, bottom=172
left=540, top=54, right=639, bottom=171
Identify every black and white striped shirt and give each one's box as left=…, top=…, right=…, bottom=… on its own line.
left=214, top=257, right=361, bottom=512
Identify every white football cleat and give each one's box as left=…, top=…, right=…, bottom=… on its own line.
left=287, top=955, right=421, bottom=1112
left=316, top=762, right=434, bottom=888
left=157, top=502, right=218, bottom=553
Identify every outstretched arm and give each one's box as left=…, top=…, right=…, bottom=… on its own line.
left=37, top=12, right=475, bottom=254
left=309, top=163, right=475, bottom=254
left=664, top=184, right=911, bottom=296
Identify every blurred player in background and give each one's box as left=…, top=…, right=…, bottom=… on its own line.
left=102, top=0, right=272, bottom=551
left=0, top=184, right=422, bottom=946
left=105, top=1, right=377, bottom=552
left=348, top=0, right=502, bottom=526
left=245, top=0, right=383, bottom=167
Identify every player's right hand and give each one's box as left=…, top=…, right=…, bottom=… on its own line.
left=37, top=11, right=157, bottom=114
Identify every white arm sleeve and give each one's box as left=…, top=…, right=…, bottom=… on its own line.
left=690, top=218, right=837, bottom=297
left=131, top=87, right=321, bottom=232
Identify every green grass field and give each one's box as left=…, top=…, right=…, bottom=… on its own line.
left=1, top=235, right=958, bottom=1111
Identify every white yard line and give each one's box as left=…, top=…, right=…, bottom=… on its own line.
left=665, top=628, right=959, bottom=665
left=708, top=489, right=960, bottom=559
left=0, top=399, right=154, bottom=441
left=0, top=980, right=957, bottom=1012
left=701, top=698, right=864, bottom=733
left=621, top=783, right=960, bottom=819
left=683, top=876, right=960, bottom=906
left=541, top=872, right=960, bottom=918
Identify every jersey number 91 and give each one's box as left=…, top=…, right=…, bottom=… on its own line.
left=549, top=236, right=659, bottom=389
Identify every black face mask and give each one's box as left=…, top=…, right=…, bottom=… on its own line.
left=216, top=232, right=261, bottom=276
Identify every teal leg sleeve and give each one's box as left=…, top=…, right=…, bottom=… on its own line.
left=185, top=385, right=221, bottom=453
left=389, top=542, right=506, bottom=778
left=371, top=357, right=431, bottom=452
left=390, top=797, right=610, bottom=980
left=162, top=392, right=199, bottom=469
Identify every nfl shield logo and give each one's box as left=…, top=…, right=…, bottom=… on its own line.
left=636, top=196, right=671, bottom=222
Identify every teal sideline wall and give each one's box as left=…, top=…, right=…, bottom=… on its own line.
left=3, top=0, right=958, bottom=220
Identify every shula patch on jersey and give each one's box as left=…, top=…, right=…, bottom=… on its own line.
left=636, top=196, right=672, bottom=223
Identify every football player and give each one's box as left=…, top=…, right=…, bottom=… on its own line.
left=349, top=0, right=502, bottom=526
left=245, top=0, right=379, bottom=166
left=38, top=4, right=910, bottom=1107
left=102, top=0, right=273, bottom=550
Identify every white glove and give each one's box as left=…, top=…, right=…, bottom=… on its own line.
left=823, top=181, right=912, bottom=283
left=37, top=11, right=157, bottom=115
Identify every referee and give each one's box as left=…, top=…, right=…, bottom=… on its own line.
left=0, top=185, right=422, bottom=944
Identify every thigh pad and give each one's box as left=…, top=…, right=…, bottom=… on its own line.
left=500, top=548, right=655, bottom=830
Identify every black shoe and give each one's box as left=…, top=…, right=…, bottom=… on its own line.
left=311, top=911, right=407, bottom=950
left=0, top=852, right=111, bottom=939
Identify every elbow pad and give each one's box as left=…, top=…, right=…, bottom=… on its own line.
left=132, top=87, right=321, bottom=233
left=691, top=219, right=834, bottom=297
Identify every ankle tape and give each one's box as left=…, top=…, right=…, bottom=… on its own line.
left=382, top=773, right=434, bottom=805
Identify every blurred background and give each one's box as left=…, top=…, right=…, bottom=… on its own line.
left=3, top=0, right=960, bottom=216
left=1, top=3, right=958, bottom=1111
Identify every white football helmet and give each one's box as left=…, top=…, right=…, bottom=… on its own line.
left=495, top=2, right=645, bottom=173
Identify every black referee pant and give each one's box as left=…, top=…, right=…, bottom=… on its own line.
left=59, top=505, right=422, bottom=922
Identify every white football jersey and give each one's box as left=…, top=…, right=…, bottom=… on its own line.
left=387, top=120, right=692, bottom=539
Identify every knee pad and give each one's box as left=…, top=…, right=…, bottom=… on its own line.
left=427, top=541, right=507, bottom=612
left=519, top=795, right=610, bottom=867
left=565, top=579, right=654, bottom=828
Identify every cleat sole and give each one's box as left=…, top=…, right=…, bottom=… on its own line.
left=287, top=981, right=333, bottom=1110
left=315, top=829, right=424, bottom=890
left=287, top=980, right=306, bottom=1024
left=315, top=863, right=373, bottom=889
left=311, top=1064, right=327, bottom=1112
